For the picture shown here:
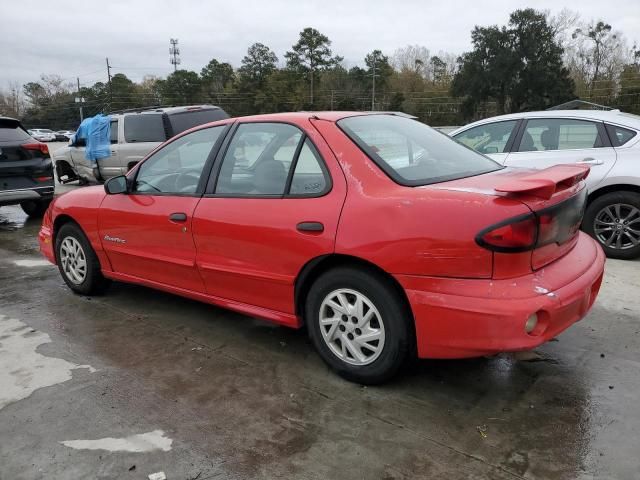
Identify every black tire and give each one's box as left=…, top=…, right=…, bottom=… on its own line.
left=55, top=223, right=110, bottom=295
left=20, top=199, right=51, bottom=217
left=583, top=191, right=640, bottom=260
left=305, top=267, right=413, bottom=384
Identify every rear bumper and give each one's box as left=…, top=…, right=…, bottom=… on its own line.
left=395, top=232, right=605, bottom=358
left=0, top=185, right=54, bottom=207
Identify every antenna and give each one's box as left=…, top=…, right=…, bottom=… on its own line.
left=169, top=38, right=181, bottom=72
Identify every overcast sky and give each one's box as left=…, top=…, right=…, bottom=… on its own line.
left=1, top=0, right=639, bottom=89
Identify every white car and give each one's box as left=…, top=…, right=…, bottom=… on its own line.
left=28, top=128, right=57, bottom=142
left=451, top=110, right=640, bottom=259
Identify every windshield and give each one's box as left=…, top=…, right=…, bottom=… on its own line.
left=338, top=115, right=503, bottom=186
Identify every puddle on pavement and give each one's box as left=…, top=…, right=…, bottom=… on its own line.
left=0, top=313, right=95, bottom=410
left=60, top=430, right=173, bottom=453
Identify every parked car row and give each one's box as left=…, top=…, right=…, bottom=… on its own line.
left=25, top=128, right=75, bottom=142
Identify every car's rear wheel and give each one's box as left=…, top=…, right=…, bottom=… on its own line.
left=20, top=199, right=51, bottom=217
left=583, top=191, right=640, bottom=260
left=306, top=267, right=412, bottom=384
left=55, top=223, right=110, bottom=295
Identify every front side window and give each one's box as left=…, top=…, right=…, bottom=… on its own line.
left=454, top=120, right=518, bottom=154
left=134, top=126, right=224, bottom=194
left=124, top=114, right=166, bottom=143
left=338, top=115, right=502, bottom=186
left=216, top=123, right=302, bottom=195
left=605, top=124, right=637, bottom=146
left=519, top=118, right=605, bottom=152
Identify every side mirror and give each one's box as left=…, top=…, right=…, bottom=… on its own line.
left=104, top=175, right=129, bottom=195
left=484, top=146, right=499, bottom=154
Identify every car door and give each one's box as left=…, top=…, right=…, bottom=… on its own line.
left=192, top=120, right=347, bottom=322
left=505, top=117, right=617, bottom=190
left=120, top=113, right=166, bottom=175
left=98, top=124, right=229, bottom=292
left=95, top=118, right=121, bottom=179
left=452, top=119, right=521, bottom=164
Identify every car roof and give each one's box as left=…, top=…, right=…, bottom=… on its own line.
left=204, top=111, right=410, bottom=124
left=453, top=110, right=640, bottom=133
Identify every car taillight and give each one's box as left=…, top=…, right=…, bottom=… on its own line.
left=477, top=189, right=587, bottom=253
left=23, top=142, right=49, bottom=155
left=477, top=214, right=538, bottom=252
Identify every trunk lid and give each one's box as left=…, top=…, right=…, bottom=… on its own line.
left=434, top=165, right=590, bottom=275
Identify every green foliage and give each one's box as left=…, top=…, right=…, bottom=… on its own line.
left=452, top=8, right=575, bottom=119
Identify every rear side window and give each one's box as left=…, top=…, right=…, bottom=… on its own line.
left=289, top=139, right=329, bottom=195
left=519, top=119, right=605, bottom=152
left=110, top=120, right=118, bottom=144
left=169, top=109, right=228, bottom=135
left=0, top=120, right=31, bottom=142
left=338, top=115, right=502, bottom=186
left=124, top=114, right=166, bottom=143
left=454, top=120, right=518, bottom=154
left=605, top=124, right=637, bottom=146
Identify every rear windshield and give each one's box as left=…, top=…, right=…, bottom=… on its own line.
left=338, top=115, right=502, bottom=186
left=168, top=108, right=229, bottom=135
left=0, top=119, right=31, bottom=142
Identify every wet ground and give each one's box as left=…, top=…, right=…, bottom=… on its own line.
left=1, top=164, right=639, bottom=479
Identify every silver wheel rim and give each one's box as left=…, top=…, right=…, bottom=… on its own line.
left=319, top=288, right=386, bottom=366
left=59, top=236, right=87, bottom=285
left=594, top=203, right=640, bottom=250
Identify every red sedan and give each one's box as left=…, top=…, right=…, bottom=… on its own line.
left=39, top=112, right=605, bottom=384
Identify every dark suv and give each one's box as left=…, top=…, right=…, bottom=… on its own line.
left=0, top=117, right=54, bottom=216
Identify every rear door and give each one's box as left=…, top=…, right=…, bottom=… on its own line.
left=452, top=119, right=521, bottom=164
left=99, top=124, right=229, bottom=292
left=504, top=117, right=617, bottom=190
left=191, top=120, right=347, bottom=321
left=94, top=118, right=122, bottom=179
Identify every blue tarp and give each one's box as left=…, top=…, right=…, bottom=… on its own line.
left=73, top=114, right=111, bottom=163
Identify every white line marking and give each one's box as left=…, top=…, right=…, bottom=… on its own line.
left=61, top=430, right=173, bottom=453
left=13, top=259, right=53, bottom=267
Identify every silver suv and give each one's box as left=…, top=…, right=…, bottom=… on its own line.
left=53, top=105, right=228, bottom=184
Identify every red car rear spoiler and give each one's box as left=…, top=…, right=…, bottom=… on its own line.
left=495, top=165, right=590, bottom=200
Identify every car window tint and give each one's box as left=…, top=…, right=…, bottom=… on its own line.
left=0, top=120, right=31, bottom=141
left=134, top=126, right=224, bottom=194
left=124, top=114, right=166, bottom=143
left=289, top=139, right=329, bottom=195
left=454, top=120, right=518, bottom=154
left=339, top=115, right=502, bottom=186
left=605, top=123, right=637, bottom=146
left=519, top=119, right=604, bottom=152
left=168, top=109, right=228, bottom=135
left=110, top=120, right=118, bottom=144
left=216, top=123, right=302, bottom=195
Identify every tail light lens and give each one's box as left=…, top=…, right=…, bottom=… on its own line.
left=22, top=142, right=49, bottom=155
left=477, top=214, right=538, bottom=252
left=477, top=189, right=587, bottom=253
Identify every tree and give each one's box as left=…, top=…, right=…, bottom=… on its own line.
left=238, top=42, right=278, bottom=90
left=285, top=27, right=343, bottom=106
left=156, top=70, right=202, bottom=105
left=365, top=50, right=393, bottom=110
left=452, top=8, right=575, bottom=117
left=200, top=59, right=235, bottom=95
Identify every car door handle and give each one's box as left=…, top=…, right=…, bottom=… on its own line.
left=297, top=222, right=324, bottom=233
left=578, top=157, right=604, bottom=165
left=169, top=212, right=188, bottom=222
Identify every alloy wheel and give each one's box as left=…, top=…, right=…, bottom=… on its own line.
left=593, top=203, right=640, bottom=250
left=318, top=288, right=386, bottom=366
left=59, top=236, right=87, bottom=285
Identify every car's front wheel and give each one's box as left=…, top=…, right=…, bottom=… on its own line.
left=55, top=223, right=110, bottom=295
left=306, top=267, right=413, bottom=384
left=583, top=191, right=640, bottom=260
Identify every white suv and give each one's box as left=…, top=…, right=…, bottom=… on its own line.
left=451, top=110, right=640, bottom=259
left=52, top=105, right=228, bottom=184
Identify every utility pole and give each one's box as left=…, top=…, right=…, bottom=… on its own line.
left=371, top=52, right=379, bottom=111
left=169, top=39, right=181, bottom=71
left=106, top=57, right=113, bottom=109
left=75, top=77, right=84, bottom=122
